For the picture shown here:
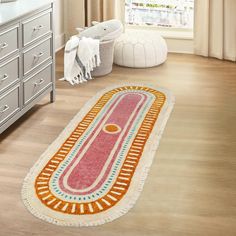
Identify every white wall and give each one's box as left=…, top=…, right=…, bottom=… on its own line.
left=54, top=0, right=65, bottom=51
left=165, top=38, right=194, bottom=54
left=126, top=26, right=194, bottom=54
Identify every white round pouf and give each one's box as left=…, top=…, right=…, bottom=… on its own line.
left=114, top=30, right=168, bottom=68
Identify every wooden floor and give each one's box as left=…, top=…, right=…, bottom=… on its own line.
left=0, top=50, right=236, bottom=236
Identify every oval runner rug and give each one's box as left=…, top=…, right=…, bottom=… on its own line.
left=22, top=84, right=174, bottom=227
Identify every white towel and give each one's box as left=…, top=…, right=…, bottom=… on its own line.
left=62, top=36, right=100, bottom=85
left=78, top=37, right=101, bottom=80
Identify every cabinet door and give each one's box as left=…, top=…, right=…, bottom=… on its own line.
left=0, top=25, right=19, bottom=60
left=23, top=64, right=52, bottom=104
left=23, top=37, right=52, bottom=75
left=22, top=10, right=52, bottom=46
left=0, top=85, right=20, bottom=126
left=0, top=56, right=19, bottom=93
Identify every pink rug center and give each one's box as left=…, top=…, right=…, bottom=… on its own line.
left=59, top=93, right=146, bottom=194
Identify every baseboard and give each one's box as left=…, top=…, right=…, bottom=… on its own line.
left=55, top=33, right=65, bottom=52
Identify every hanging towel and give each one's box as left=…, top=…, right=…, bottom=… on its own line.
left=62, top=36, right=100, bottom=85
left=78, top=37, right=101, bottom=81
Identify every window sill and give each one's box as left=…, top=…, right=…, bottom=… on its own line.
left=126, top=24, right=194, bottom=40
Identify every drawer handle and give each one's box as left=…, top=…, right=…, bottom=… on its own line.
left=0, top=42, right=8, bottom=50
left=34, top=52, right=44, bottom=59
left=34, top=78, right=44, bottom=86
left=1, top=74, right=9, bottom=82
left=0, top=74, right=9, bottom=82
left=0, top=105, right=9, bottom=114
left=33, top=25, right=44, bottom=31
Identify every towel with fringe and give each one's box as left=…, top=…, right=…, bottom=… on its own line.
left=61, top=36, right=100, bottom=85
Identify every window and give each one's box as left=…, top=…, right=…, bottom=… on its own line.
left=125, top=0, right=194, bottom=30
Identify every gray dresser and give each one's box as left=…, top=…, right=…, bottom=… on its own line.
left=0, top=0, right=55, bottom=134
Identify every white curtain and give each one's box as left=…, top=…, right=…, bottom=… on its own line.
left=64, top=0, right=85, bottom=40
left=85, top=0, right=125, bottom=26
left=64, top=0, right=125, bottom=40
left=194, top=0, right=236, bottom=61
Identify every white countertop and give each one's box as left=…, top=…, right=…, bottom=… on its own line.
left=0, top=0, right=53, bottom=26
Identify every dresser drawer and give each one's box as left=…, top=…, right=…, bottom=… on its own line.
left=23, top=37, right=52, bottom=75
left=0, top=56, right=19, bottom=93
left=23, top=64, right=52, bottom=104
left=0, top=85, right=20, bottom=126
left=22, top=10, right=52, bottom=46
left=0, top=25, right=19, bottom=60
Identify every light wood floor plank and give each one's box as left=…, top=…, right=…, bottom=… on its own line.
left=0, top=50, right=236, bottom=236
